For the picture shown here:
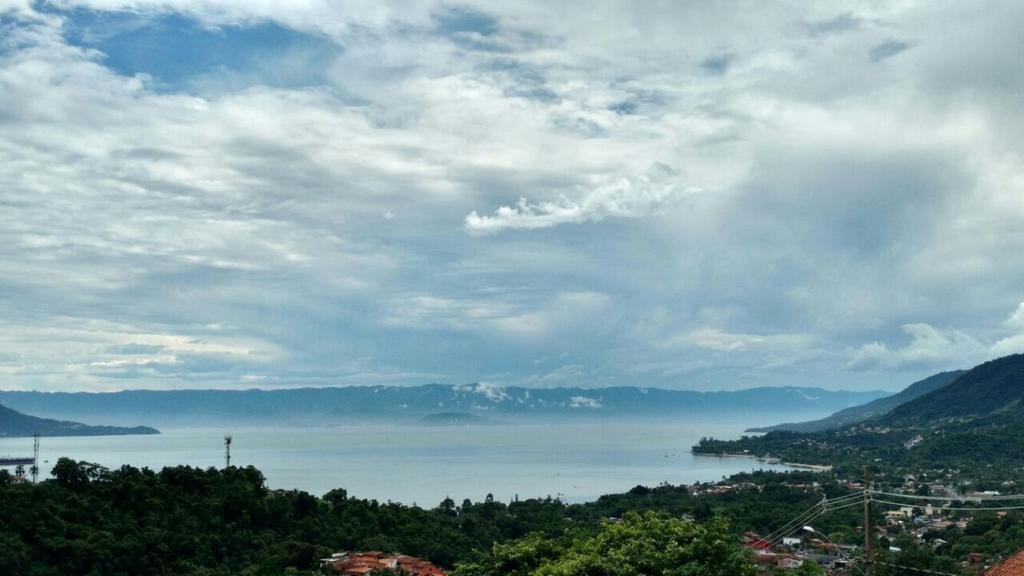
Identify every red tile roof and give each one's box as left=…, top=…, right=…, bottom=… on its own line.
left=986, top=549, right=1024, bottom=576
left=745, top=539, right=772, bottom=550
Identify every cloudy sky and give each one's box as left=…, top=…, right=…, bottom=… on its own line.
left=1, top=0, right=1022, bottom=393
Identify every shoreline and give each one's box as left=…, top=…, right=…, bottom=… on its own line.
left=691, top=451, right=833, bottom=473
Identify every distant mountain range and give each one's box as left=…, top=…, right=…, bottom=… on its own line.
left=749, top=370, right=966, bottom=433
left=0, top=384, right=888, bottom=428
left=0, top=403, right=159, bottom=438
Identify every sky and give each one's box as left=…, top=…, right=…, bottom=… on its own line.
left=1, top=0, right=1023, bottom=393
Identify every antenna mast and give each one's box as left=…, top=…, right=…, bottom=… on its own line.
left=31, top=434, right=39, bottom=483
left=224, top=435, right=232, bottom=468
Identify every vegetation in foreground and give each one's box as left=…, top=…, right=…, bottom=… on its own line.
left=3, top=459, right=1024, bottom=575
left=453, top=512, right=756, bottom=576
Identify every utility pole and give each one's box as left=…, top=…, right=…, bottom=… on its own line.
left=863, top=466, right=874, bottom=576
left=224, top=435, right=232, bottom=469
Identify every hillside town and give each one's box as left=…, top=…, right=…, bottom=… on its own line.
left=679, top=470, right=1024, bottom=575
left=319, top=552, right=446, bottom=576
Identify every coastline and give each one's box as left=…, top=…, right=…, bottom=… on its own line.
left=690, top=450, right=833, bottom=473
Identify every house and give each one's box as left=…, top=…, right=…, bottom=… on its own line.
left=742, top=532, right=772, bottom=550
left=777, top=556, right=804, bottom=569
left=985, top=548, right=1024, bottom=575
left=752, top=553, right=805, bottom=570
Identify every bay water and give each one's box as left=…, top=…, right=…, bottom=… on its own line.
left=0, top=421, right=791, bottom=505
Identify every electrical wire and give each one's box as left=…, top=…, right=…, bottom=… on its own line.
left=760, top=497, right=836, bottom=542
left=761, top=504, right=828, bottom=546
left=761, top=493, right=865, bottom=545
left=824, top=500, right=864, bottom=513
left=827, top=491, right=867, bottom=502
left=764, top=495, right=865, bottom=548
left=750, top=492, right=871, bottom=576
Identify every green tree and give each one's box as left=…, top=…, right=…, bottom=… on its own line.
left=455, top=512, right=754, bottom=576
left=0, top=533, right=31, bottom=576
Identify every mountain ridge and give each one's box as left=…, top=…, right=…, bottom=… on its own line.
left=0, top=403, right=159, bottom=438
left=693, top=353, right=1024, bottom=481
left=747, top=369, right=965, bottom=433
left=879, top=354, right=1024, bottom=427
left=0, top=384, right=887, bottom=427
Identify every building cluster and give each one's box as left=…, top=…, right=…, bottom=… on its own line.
left=743, top=529, right=1013, bottom=575
left=687, top=480, right=762, bottom=497
left=319, top=551, right=446, bottom=576
left=744, top=531, right=856, bottom=574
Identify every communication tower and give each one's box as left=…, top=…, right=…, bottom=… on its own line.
left=31, top=434, right=39, bottom=483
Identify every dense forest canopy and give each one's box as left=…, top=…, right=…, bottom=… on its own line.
left=2, top=460, right=1023, bottom=576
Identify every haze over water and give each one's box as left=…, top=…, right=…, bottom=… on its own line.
left=1, top=422, right=791, bottom=505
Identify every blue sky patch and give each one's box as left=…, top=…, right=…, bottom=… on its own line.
left=433, top=5, right=500, bottom=37
left=55, top=7, right=341, bottom=91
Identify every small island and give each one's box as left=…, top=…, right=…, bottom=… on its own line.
left=417, top=412, right=502, bottom=427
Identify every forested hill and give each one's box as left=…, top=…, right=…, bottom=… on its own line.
left=0, top=403, right=158, bottom=438
left=694, top=354, right=1024, bottom=481
left=881, top=353, right=1024, bottom=426
left=749, top=369, right=965, bottom=433
left=0, top=384, right=886, bottom=427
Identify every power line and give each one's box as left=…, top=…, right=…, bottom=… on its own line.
left=763, top=494, right=865, bottom=548
left=826, top=492, right=867, bottom=505
left=763, top=495, right=859, bottom=540
left=825, top=501, right=864, bottom=513
left=761, top=497, right=834, bottom=542
left=829, top=491, right=868, bottom=501
left=762, top=493, right=864, bottom=545
left=762, top=503, right=828, bottom=546
left=746, top=490, right=874, bottom=576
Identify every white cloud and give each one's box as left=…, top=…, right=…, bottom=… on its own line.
left=848, top=323, right=988, bottom=371
left=991, top=304, right=1024, bottom=357
left=383, top=291, right=610, bottom=341
left=0, top=317, right=281, bottom=390
left=664, top=328, right=813, bottom=353
left=464, top=163, right=699, bottom=235
left=1004, top=302, right=1024, bottom=330
left=455, top=382, right=509, bottom=402
left=2, top=1, right=1024, bottom=392
left=848, top=299, right=1024, bottom=373
left=568, top=395, right=602, bottom=409
left=990, top=335, right=1024, bottom=358
left=522, top=364, right=586, bottom=386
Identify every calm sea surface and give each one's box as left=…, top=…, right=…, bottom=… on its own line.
left=0, top=421, right=791, bottom=505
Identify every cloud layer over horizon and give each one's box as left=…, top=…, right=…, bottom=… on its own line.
left=1, top=0, right=1023, bottom=392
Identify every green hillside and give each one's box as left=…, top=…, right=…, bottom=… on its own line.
left=882, top=354, right=1024, bottom=426
left=694, top=354, right=1024, bottom=481
left=750, top=369, right=965, bottom=433
left=0, top=404, right=159, bottom=438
